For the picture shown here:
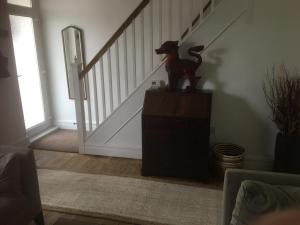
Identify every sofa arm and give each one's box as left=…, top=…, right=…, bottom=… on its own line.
left=0, top=146, right=42, bottom=216
left=222, top=169, right=300, bottom=225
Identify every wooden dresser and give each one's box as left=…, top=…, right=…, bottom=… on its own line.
left=141, top=89, right=212, bottom=180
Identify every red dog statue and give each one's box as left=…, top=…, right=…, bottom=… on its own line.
left=155, top=41, right=204, bottom=91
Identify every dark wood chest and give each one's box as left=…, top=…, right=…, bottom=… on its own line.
left=141, top=89, right=212, bottom=180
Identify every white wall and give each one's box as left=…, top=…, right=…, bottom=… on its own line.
left=40, top=0, right=300, bottom=169
left=39, top=0, right=141, bottom=129
left=0, top=0, right=27, bottom=145
left=186, top=0, right=300, bottom=168
left=86, top=0, right=300, bottom=169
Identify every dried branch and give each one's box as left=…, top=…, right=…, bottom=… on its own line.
left=263, top=64, right=300, bottom=136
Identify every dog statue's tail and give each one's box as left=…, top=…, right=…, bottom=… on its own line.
left=188, top=45, right=204, bottom=66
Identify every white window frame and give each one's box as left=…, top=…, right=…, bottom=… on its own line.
left=8, top=0, right=53, bottom=137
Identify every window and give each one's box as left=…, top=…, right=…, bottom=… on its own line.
left=7, top=0, right=32, bottom=8
left=8, top=0, right=50, bottom=133
left=10, top=15, right=45, bottom=129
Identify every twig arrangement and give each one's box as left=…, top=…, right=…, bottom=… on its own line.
left=263, top=64, right=300, bottom=136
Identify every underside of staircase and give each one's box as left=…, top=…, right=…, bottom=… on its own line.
left=71, top=0, right=249, bottom=158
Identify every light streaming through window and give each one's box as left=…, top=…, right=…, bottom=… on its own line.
left=7, top=0, right=32, bottom=8
left=10, top=15, right=45, bottom=129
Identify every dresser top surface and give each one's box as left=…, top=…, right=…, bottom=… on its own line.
left=142, top=89, right=212, bottom=118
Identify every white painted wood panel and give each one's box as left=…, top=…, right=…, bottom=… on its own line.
left=84, top=0, right=248, bottom=158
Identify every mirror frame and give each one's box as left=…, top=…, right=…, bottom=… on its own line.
left=62, top=25, right=86, bottom=99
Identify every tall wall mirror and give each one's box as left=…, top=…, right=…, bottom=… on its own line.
left=62, top=26, right=86, bottom=99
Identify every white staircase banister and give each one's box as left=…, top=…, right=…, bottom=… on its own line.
left=79, top=0, right=150, bottom=80
left=71, top=63, right=86, bottom=153
left=72, top=0, right=232, bottom=157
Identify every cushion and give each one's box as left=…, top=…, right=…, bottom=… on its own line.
left=0, top=153, right=22, bottom=195
left=230, top=180, right=300, bottom=225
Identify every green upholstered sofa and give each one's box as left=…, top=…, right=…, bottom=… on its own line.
left=222, top=169, right=300, bottom=225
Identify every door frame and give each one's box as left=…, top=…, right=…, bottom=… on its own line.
left=8, top=0, right=53, bottom=138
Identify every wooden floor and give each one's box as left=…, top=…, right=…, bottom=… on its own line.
left=40, top=211, right=137, bottom=225
left=34, top=149, right=141, bottom=179
left=34, top=149, right=222, bottom=225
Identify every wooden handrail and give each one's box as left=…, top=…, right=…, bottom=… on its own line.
left=80, top=0, right=150, bottom=80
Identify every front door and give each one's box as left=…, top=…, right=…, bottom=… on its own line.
left=8, top=0, right=50, bottom=132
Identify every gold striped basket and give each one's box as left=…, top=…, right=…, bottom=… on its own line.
left=213, top=143, right=245, bottom=176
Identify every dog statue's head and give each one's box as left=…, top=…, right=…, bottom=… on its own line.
left=155, top=41, right=179, bottom=55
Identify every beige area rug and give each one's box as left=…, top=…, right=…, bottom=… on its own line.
left=30, top=129, right=78, bottom=153
left=38, top=169, right=222, bottom=225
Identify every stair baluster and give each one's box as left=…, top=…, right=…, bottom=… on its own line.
left=73, top=0, right=222, bottom=153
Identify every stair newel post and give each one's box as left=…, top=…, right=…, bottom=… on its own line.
left=71, top=63, right=86, bottom=154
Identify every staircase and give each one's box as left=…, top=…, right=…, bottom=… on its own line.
left=71, top=0, right=248, bottom=157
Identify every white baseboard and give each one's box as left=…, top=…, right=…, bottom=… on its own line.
left=29, top=126, right=59, bottom=143
left=26, top=118, right=53, bottom=138
left=55, top=120, right=97, bottom=130
left=85, top=144, right=142, bottom=159
left=55, top=120, right=77, bottom=130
